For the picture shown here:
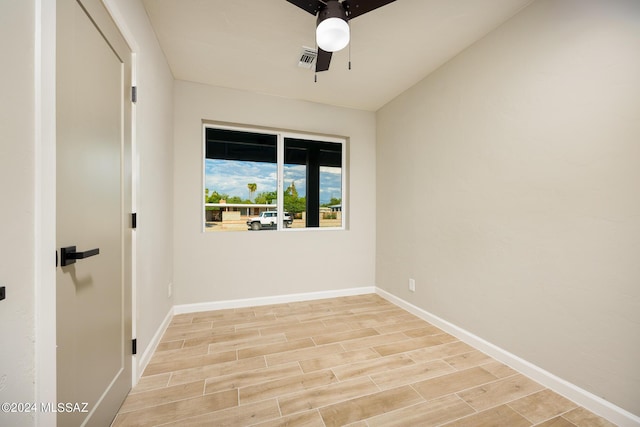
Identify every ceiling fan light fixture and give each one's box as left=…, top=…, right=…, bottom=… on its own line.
left=316, top=2, right=350, bottom=52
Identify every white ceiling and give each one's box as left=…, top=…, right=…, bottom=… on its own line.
left=141, top=0, right=533, bottom=111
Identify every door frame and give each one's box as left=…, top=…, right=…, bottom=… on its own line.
left=35, top=0, right=138, bottom=424
left=35, top=0, right=58, bottom=424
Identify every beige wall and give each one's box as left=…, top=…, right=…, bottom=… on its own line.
left=173, top=81, right=376, bottom=304
left=376, top=0, right=640, bottom=417
left=0, top=1, right=37, bottom=425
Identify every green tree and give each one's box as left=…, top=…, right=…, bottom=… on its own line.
left=247, top=183, right=257, bottom=201
left=255, top=191, right=277, bottom=204
left=322, top=197, right=342, bottom=207
left=227, top=195, right=251, bottom=204
left=205, top=190, right=229, bottom=204
left=288, top=181, right=298, bottom=198
left=284, top=181, right=305, bottom=213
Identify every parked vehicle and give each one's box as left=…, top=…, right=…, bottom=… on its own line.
left=246, top=211, right=293, bottom=230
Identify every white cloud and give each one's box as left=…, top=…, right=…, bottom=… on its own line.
left=205, top=159, right=277, bottom=198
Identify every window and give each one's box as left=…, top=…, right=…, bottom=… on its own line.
left=204, top=124, right=345, bottom=232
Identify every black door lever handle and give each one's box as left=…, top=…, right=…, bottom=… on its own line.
left=60, top=246, right=100, bottom=267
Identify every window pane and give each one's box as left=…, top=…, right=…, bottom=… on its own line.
left=283, top=162, right=306, bottom=227
left=320, top=165, right=342, bottom=227
left=284, top=137, right=343, bottom=229
left=204, top=128, right=278, bottom=232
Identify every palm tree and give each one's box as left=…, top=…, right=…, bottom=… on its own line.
left=247, top=183, right=257, bottom=201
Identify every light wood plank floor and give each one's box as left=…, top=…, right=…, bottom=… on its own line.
left=113, top=294, right=617, bottom=426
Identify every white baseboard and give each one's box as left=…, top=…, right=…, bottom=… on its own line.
left=173, top=286, right=376, bottom=315
left=134, top=306, right=174, bottom=385
left=375, top=287, right=640, bottom=427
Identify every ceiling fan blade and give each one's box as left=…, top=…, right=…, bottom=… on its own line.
left=316, top=48, right=332, bottom=72
left=342, top=0, right=396, bottom=20
left=286, top=0, right=324, bottom=15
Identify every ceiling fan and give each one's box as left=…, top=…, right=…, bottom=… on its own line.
left=286, top=0, right=397, bottom=73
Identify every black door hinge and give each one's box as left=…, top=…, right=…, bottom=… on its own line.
left=131, top=86, right=137, bottom=103
left=132, top=338, right=137, bottom=355
left=131, top=213, right=137, bottom=229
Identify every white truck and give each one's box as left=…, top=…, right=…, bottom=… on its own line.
left=246, top=211, right=293, bottom=230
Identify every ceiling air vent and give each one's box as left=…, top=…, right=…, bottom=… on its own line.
left=297, top=46, right=317, bottom=69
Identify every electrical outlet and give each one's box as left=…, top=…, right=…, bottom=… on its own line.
left=409, top=278, right=416, bottom=292
left=168, top=282, right=173, bottom=298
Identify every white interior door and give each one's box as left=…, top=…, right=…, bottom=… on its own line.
left=56, top=0, right=132, bottom=425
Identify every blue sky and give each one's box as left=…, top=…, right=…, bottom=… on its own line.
left=205, top=159, right=342, bottom=204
